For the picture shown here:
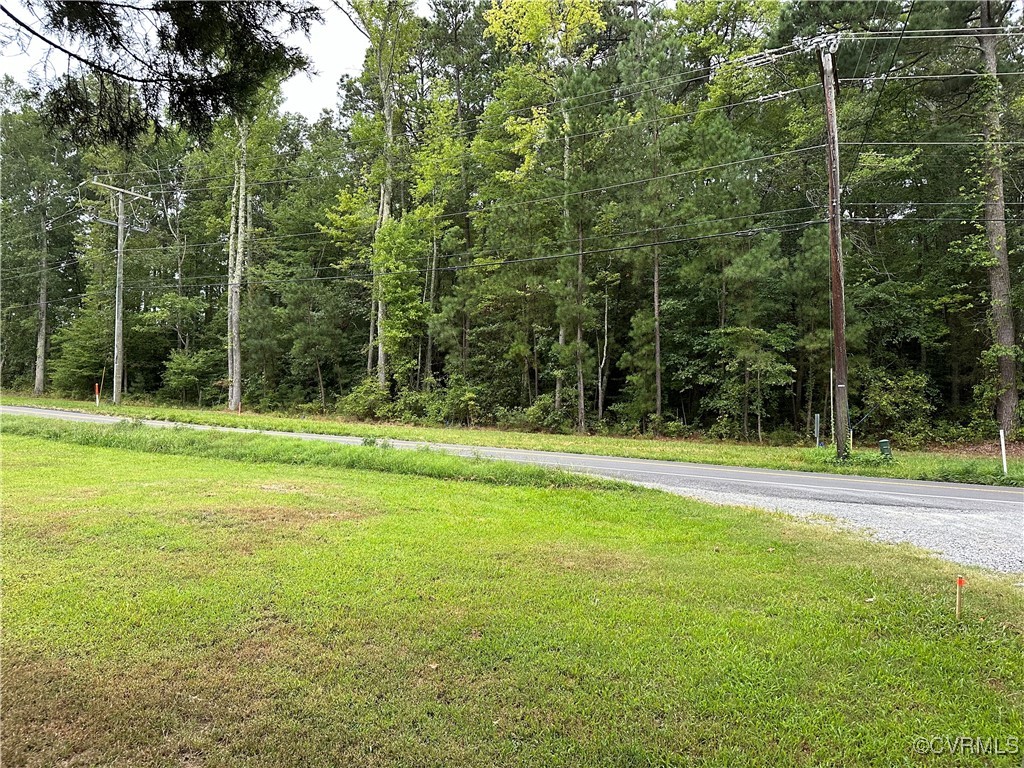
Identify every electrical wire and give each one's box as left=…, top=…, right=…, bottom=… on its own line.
left=1, top=219, right=823, bottom=312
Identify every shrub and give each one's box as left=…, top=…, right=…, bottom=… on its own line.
left=526, top=394, right=572, bottom=433
left=858, top=370, right=935, bottom=448
left=161, top=348, right=222, bottom=406
left=427, top=375, right=480, bottom=426
left=337, top=378, right=390, bottom=421
left=393, top=388, right=441, bottom=423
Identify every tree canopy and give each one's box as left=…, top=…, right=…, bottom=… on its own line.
left=2, top=0, right=1021, bottom=445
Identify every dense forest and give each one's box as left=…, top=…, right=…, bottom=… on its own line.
left=2, top=0, right=1022, bottom=446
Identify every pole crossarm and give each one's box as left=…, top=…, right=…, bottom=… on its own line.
left=86, top=178, right=153, bottom=202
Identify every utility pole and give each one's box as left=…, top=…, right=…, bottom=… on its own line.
left=819, top=41, right=850, bottom=459
left=86, top=178, right=151, bottom=405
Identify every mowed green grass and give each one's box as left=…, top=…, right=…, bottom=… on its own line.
left=2, top=425, right=1023, bottom=767
left=5, top=393, right=1022, bottom=486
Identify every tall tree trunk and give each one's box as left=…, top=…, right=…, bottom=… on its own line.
left=597, top=286, right=609, bottom=420
left=554, top=324, right=565, bottom=410
left=576, top=224, right=585, bottom=433
left=375, top=100, right=393, bottom=389
left=805, top=368, right=814, bottom=438
left=533, top=338, right=540, bottom=402
left=424, top=229, right=438, bottom=383
left=177, top=238, right=188, bottom=350
left=555, top=103, right=571, bottom=413
left=756, top=368, right=763, bottom=444
left=228, top=117, right=249, bottom=412
left=979, top=0, right=1019, bottom=434
left=377, top=293, right=387, bottom=388
left=653, top=242, right=663, bottom=421
left=650, top=118, right=664, bottom=424
left=33, top=208, right=48, bottom=395
left=743, top=366, right=750, bottom=440
left=367, top=297, right=376, bottom=376
left=315, top=357, right=326, bottom=407
left=226, top=154, right=239, bottom=408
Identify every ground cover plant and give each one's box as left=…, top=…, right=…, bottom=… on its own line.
left=2, top=420, right=1022, bottom=766
left=5, top=394, right=1022, bottom=487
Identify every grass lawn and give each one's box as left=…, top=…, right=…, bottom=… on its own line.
left=2, top=420, right=1022, bottom=766
left=4, top=393, right=1022, bottom=486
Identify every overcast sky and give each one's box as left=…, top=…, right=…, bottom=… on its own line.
left=0, top=1, right=424, bottom=120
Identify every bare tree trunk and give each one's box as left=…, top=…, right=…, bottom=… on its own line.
left=228, top=117, right=249, bottom=412
left=756, top=368, right=763, bottom=444
left=533, top=339, right=539, bottom=402
left=33, top=208, right=48, bottom=395
left=554, top=324, right=565, bottom=410
left=653, top=242, right=663, bottom=421
left=555, top=103, right=571, bottom=414
left=315, top=357, right=326, bottom=407
left=367, top=297, right=376, bottom=375
left=576, top=225, right=585, bottom=433
left=374, top=166, right=391, bottom=388
left=597, top=286, right=609, bottom=420
left=226, top=160, right=238, bottom=403
left=979, top=0, right=1019, bottom=434
left=743, top=366, right=750, bottom=440
left=424, top=230, right=438, bottom=383
left=177, top=238, right=188, bottom=349
left=805, top=368, right=814, bottom=437
left=376, top=293, right=387, bottom=388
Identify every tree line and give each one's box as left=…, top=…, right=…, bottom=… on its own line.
left=2, top=0, right=1022, bottom=445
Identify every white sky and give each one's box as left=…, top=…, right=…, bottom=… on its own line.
left=0, top=1, right=431, bottom=120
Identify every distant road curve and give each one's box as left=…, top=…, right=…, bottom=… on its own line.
left=3, top=404, right=1021, bottom=573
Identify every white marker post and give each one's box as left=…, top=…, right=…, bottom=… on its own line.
left=95, top=382, right=100, bottom=406
left=999, top=429, right=1008, bottom=476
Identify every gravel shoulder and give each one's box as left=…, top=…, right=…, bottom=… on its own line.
left=4, top=404, right=1022, bottom=574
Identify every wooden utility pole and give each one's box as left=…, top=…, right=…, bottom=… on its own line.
left=819, top=43, right=850, bottom=459
left=113, top=190, right=125, bottom=404
left=87, top=178, right=151, bottom=405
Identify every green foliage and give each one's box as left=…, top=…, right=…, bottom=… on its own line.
left=161, top=349, right=223, bottom=406
left=49, top=302, right=113, bottom=396
left=859, top=370, right=936, bottom=447
left=497, top=393, right=571, bottom=433
left=3, top=1, right=1023, bottom=441
left=337, top=377, right=391, bottom=421
left=701, top=326, right=795, bottom=441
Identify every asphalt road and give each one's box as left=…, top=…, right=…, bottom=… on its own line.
left=3, top=404, right=1022, bottom=573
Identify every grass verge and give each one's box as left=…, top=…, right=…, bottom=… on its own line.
left=0, top=416, right=619, bottom=491
left=4, top=393, right=1021, bottom=486
left=2, top=425, right=1023, bottom=766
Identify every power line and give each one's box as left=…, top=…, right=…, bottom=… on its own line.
left=842, top=71, right=1024, bottom=81
left=447, top=146, right=825, bottom=219
left=115, top=82, right=816, bottom=198
left=2, top=219, right=822, bottom=313
left=110, top=142, right=826, bottom=226
left=843, top=140, right=1024, bottom=145
left=847, top=0, right=916, bottom=181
